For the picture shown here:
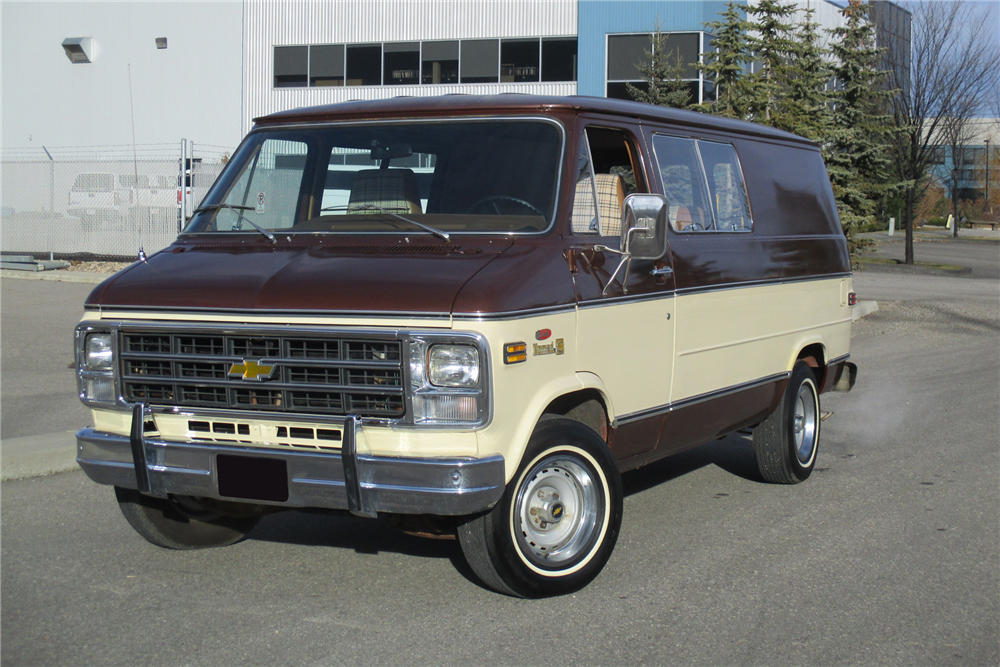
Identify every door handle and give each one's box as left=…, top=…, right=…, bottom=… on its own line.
left=650, top=266, right=674, bottom=277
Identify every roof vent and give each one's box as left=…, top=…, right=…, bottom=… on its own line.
left=62, top=37, right=95, bottom=64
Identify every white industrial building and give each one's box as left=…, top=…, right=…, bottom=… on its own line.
left=2, top=0, right=901, bottom=258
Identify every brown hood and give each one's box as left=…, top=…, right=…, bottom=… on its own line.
left=86, top=238, right=515, bottom=315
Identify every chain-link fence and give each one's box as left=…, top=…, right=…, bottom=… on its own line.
left=1, top=143, right=230, bottom=260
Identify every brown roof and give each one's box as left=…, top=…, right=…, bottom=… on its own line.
left=253, top=94, right=815, bottom=146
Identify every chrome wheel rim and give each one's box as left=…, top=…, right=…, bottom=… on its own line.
left=514, top=455, right=603, bottom=568
left=793, top=382, right=818, bottom=464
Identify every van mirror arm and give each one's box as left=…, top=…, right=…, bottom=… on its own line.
left=593, top=243, right=632, bottom=297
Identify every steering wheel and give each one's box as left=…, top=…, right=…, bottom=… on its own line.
left=467, top=196, right=544, bottom=217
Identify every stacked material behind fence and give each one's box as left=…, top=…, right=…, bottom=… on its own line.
left=1, top=158, right=224, bottom=259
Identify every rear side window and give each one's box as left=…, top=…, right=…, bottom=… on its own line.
left=651, top=134, right=753, bottom=233
left=698, top=141, right=752, bottom=231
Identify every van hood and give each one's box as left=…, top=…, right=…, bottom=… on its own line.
left=86, top=238, right=514, bottom=316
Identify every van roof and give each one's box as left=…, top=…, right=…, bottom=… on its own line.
left=253, top=94, right=816, bottom=147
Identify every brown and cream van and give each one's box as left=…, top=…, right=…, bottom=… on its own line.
left=75, top=95, right=857, bottom=597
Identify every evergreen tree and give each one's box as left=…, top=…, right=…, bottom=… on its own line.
left=743, top=0, right=799, bottom=125
left=697, top=1, right=752, bottom=119
left=780, top=9, right=833, bottom=142
left=627, top=28, right=694, bottom=109
left=827, top=0, right=895, bottom=232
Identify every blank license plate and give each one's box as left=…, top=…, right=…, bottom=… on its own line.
left=217, top=455, right=288, bottom=502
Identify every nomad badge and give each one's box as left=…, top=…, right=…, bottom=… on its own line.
left=532, top=338, right=565, bottom=357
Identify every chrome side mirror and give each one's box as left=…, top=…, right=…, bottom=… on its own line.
left=595, top=193, right=670, bottom=296
left=620, top=193, right=669, bottom=261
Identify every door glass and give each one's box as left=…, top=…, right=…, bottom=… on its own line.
left=570, top=136, right=599, bottom=234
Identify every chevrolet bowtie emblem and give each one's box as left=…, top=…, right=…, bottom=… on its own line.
left=228, top=359, right=277, bottom=382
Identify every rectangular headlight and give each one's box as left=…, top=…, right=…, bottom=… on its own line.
left=404, top=334, right=490, bottom=428
left=428, top=345, right=480, bottom=388
left=77, top=327, right=117, bottom=406
left=85, top=333, right=114, bottom=372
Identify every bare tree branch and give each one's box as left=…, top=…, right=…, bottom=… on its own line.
left=879, top=0, right=1000, bottom=262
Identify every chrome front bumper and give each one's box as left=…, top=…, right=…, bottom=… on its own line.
left=76, top=409, right=505, bottom=518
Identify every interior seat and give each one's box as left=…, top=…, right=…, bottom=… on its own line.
left=347, top=169, right=422, bottom=214
left=571, top=173, right=625, bottom=236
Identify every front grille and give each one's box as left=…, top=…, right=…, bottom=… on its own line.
left=120, top=330, right=404, bottom=418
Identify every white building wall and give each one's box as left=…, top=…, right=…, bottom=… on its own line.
left=1, top=1, right=244, bottom=154
left=242, top=0, right=578, bottom=133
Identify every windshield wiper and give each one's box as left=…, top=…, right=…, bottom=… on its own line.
left=192, top=203, right=276, bottom=244
left=321, top=204, right=450, bottom=242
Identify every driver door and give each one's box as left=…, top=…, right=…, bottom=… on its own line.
left=569, top=120, right=676, bottom=464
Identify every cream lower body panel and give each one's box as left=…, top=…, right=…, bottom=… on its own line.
left=671, top=277, right=853, bottom=402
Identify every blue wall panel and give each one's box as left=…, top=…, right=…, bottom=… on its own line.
left=577, top=0, right=742, bottom=97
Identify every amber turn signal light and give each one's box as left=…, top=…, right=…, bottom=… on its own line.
left=504, top=342, right=527, bottom=364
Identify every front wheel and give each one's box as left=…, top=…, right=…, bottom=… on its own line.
left=753, top=361, right=821, bottom=484
left=115, top=487, right=260, bottom=550
left=458, top=418, right=623, bottom=597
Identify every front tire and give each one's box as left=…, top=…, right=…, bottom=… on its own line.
left=753, top=361, right=821, bottom=484
left=115, top=487, right=260, bottom=550
left=458, top=418, right=623, bottom=597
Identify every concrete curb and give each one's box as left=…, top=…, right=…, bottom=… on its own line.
left=852, top=300, right=879, bottom=321
left=1, top=431, right=79, bottom=481
left=0, top=269, right=115, bottom=284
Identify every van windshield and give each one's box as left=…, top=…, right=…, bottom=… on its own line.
left=184, top=119, right=563, bottom=237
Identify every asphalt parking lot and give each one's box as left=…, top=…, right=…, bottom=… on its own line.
left=1, top=244, right=997, bottom=666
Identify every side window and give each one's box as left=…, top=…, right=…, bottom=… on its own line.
left=571, top=127, right=645, bottom=236
left=651, top=134, right=714, bottom=232
left=698, top=141, right=753, bottom=231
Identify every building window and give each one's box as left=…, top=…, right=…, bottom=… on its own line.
left=310, top=45, right=345, bottom=87
left=274, top=46, right=308, bottom=87
left=273, top=37, right=576, bottom=89
left=346, top=44, right=381, bottom=86
left=606, top=32, right=705, bottom=104
left=542, top=37, right=577, bottom=82
left=961, top=147, right=985, bottom=164
left=384, top=42, right=419, bottom=85
left=607, top=34, right=652, bottom=82
left=460, top=39, right=499, bottom=83
left=501, top=39, right=540, bottom=82
left=422, top=41, right=459, bottom=84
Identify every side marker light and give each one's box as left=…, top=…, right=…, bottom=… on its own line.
left=504, top=342, right=527, bottom=365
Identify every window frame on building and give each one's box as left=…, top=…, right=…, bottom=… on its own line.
left=604, top=31, right=710, bottom=105
left=272, top=37, right=577, bottom=90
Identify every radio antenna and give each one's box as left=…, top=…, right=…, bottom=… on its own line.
left=128, top=63, right=146, bottom=262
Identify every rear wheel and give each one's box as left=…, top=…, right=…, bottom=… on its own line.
left=753, top=361, right=821, bottom=484
left=458, top=418, right=622, bottom=597
left=115, top=486, right=260, bottom=550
